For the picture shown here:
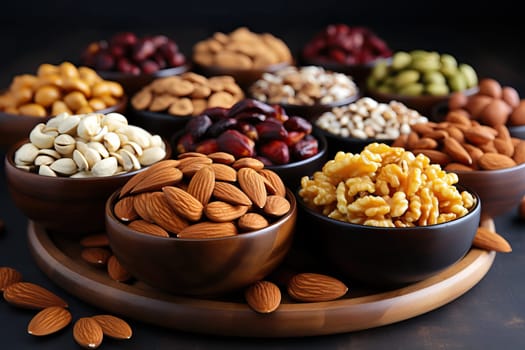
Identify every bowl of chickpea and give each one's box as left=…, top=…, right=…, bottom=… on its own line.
left=0, top=62, right=127, bottom=150
left=296, top=143, right=481, bottom=288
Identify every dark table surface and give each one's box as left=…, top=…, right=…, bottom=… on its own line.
left=1, top=17, right=525, bottom=349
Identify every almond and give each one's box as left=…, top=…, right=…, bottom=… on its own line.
left=406, top=131, right=419, bottom=149
left=81, top=248, right=112, bottom=267
left=287, top=273, right=348, bottom=302
left=178, top=157, right=213, bottom=177
left=210, top=163, right=237, bottom=182
left=412, top=149, right=451, bottom=166
left=442, top=137, right=472, bottom=165
left=245, top=280, right=281, bottom=314
left=263, top=195, right=291, bottom=216
left=444, top=163, right=474, bottom=172
left=162, top=186, right=203, bottom=221
left=232, top=157, right=265, bottom=171
left=422, top=129, right=449, bottom=141
left=472, top=227, right=512, bottom=253
left=146, top=192, right=189, bottom=234
left=92, top=315, right=132, bottom=340
left=413, top=137, right=438, bottom=150
left=73, top=317, right=103, bottom=349
left=119, top=159, right=180, bottom=198
left=463, top=144, right=484, bottom=165
left=27, top=306, right=72, bottom=336
left=0, top=266, right=23, bottom=291
left=80, top=234, right=110, bottom=248
left=207, top=151, right=235, bottom=164
left=237, top=167, right=267, bottom=208
left=258, top=169, right=286, bottom=197
left=445, top=126, right=464, bottom=143
left=130, top=167, right=183, bottom=194
left=477, top=153, right=516, bottom=170
left=463, top=125, right=496, bottom=145
left=187, top=165, right=215, bottom=205
left=509, top=100, right=525, bottom=126
left=128, top=219, right=170, bottom=237
left=212, top=181, right=252, bottom=206
left=480, top=99, right=511, bottom=126
left=132, top=192, right=155, bottom=222
left=409, top=122, right=435, bottom=135
left=4, top=282, right=68, bottom=309
left=513, top=141, right=525, bottom=164
left=238, top=213, right=269, bottom=231
left=478, top=78, right=502, bottom=98
left=107, top=255, right=132, bottom=282
left=391, top=133, right=407, bottom=148
left=493, top=138, right=514, bottom=157
left=177, top=221, right=237, bottom=239
left=177, top=151, right=208, bottom=159
left=446, top=110, right=473, bottom=126
left=502, top=86, right=520, bottom=108
left=113, top=196, right=138, bottom=222
left=204, top=201, right=249, bottom=222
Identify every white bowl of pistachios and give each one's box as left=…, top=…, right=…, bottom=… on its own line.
left=4, top=111, right=171, bottom=235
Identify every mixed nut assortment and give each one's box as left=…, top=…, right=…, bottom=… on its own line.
left=175, top=99, right=319, bottom=165
left=14, top=112, right=166, bottom=177
left=0, top=62, right=124, bottom=117
left=81, top=32, right=186, bottom=75
left=367, top=50, right=478, bottom=96
left=315, top=97, right=428, bottom=139
left=249, top=65, right=358, bottom=106
left=301, top=24, right=392, bottom=65
left=131, top=72, right=244, bottom=116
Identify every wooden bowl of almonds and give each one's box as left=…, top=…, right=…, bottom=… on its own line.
left=105, top=155, right=297, bottom=296
left=4, top=112, right=171, bottom=235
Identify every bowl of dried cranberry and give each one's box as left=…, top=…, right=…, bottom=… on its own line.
left=171, top=99, right=328, bottom=189
left=80, top=32, right=190, bottom=95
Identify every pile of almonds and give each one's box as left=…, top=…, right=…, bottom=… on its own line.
left=0, top=266, right=132, bottom=348
left=113, top=153, right=291, bottom=238
left=393, top=110, right=525, bottom=170
left=448, top=78, right=525, bottom=126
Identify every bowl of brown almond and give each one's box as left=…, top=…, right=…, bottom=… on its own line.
left=105, top=154, right=297, bottom=297
left=296, top=143, right=481, bottom=288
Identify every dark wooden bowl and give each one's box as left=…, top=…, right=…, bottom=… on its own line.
left=0, top=95, right=127, bottom=152
left=105, top=188, right=297, bottom=297
left=4, top=137, right=171, bottom=236
left=296, top=187, right=481, bottom=288
left=97, top=64, right=190, bottom=96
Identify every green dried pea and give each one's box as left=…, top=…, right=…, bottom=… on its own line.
left=459, top=63, right=478, bottom=88
left=448, top=73, right=467, bottom=92
left=391, top=52, right=412, bottom=71
left=395, top=70, right=420, bottom=88
left=399, top=83, right=424, bottom=96
left=370, top=60, right=389, bottom=81
left=423, top=71, right=446, bottom=85
left=410, top=56, right=441, bottom=72
left=426, top=83, right=450, bottom=96
left=440, top=54, right=458, bottom=71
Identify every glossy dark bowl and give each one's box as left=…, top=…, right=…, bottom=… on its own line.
left=509, top=124, right=525, bottom=139
left=193, top=61, right=291, bottom=92
left=97, top=64, right=190, bottom=95
left=128, top=107, right=192, bottom=140
left=0, top=96, right=127, bottom=152
left=105, top=189, right=297, bottom=297
left=452, top=163, right=525, bottom=218
left=4, top=137, right=171, bottom=235
left=368, top=86, right=479, bottom=118
left=296, top=187, right=481, bottom=288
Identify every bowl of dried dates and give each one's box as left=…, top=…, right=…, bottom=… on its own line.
left=80, top=32, right=190, bottom=95
left=296, top=143, right=481, bottom=288
left=4, top=111, right=171, bottom=235
left=192, top=27, right=294, bottom=91
left=300, top=24, right=392, bottom=86
left=313, top=96, right=429, bottom=157
left=128, top=72, right=244, bottom=139
left=105, top=155, right=297, bottom=296
left=395, top=110, right=525, bottom=218
left=0, top=62, right=127, bottom=150
left=249, top=65, right=360, bottom=121
left=171, top=98, right=328, bottom=189
left=366, top=50, right=479, bottom=116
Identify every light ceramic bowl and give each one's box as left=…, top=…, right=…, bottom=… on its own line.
left=4, top=137, right=171, bottom=235
left=105, top=188, right=297, bottom=297
left=296, top=186, right=481, bottom=288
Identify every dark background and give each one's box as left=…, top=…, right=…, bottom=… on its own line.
left=1, top=0, right=524, bottom=92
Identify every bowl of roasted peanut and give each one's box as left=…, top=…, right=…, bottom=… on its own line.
left=313, top=96, right=429, bottom=157
left=297, top=143, right=481, bottom=288
left=249, top=65, right=360, bottom=121
left=0, top=62, right=126, bottom=151
left=396, top=110, right=525, bottom=218
left=129, top=72, right=244, bottom=139
left=105, top=155, right=297, bottom=296
left=5, top=111, right=170, bottom=235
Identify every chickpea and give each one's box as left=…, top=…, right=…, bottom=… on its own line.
left=100, top=94, right=117, bottom=106
left=0, top=93, right=17, bottom=109
left=106, top=81, right=124, bottom=97
left=18, top=103, right=47, bottom=117
left=88, top=98, right=107, bottom=111
left=79, top=67, right=102, bottom=86
left=11, top=74, right=38, bottom=90
left=12, top=87, right=33, bottom=104
left=64, top=91, right=88, bottom=111
left=37, top=63, right=59, bottom=77
left=35, top=85, right=61, bottom=107
left=76, top=105, right=94, bottom=114
left=91, top=81, right=111, bottom=97
left=35, top=74, right=64, bottom=89
left=59, top=61, right=79, bottom=79
left=63, top=77, right=91, bottom=97
left=51, top=100, right=72, bottom=116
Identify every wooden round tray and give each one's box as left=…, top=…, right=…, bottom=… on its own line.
left=27, top=221, right=496, bottom=337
